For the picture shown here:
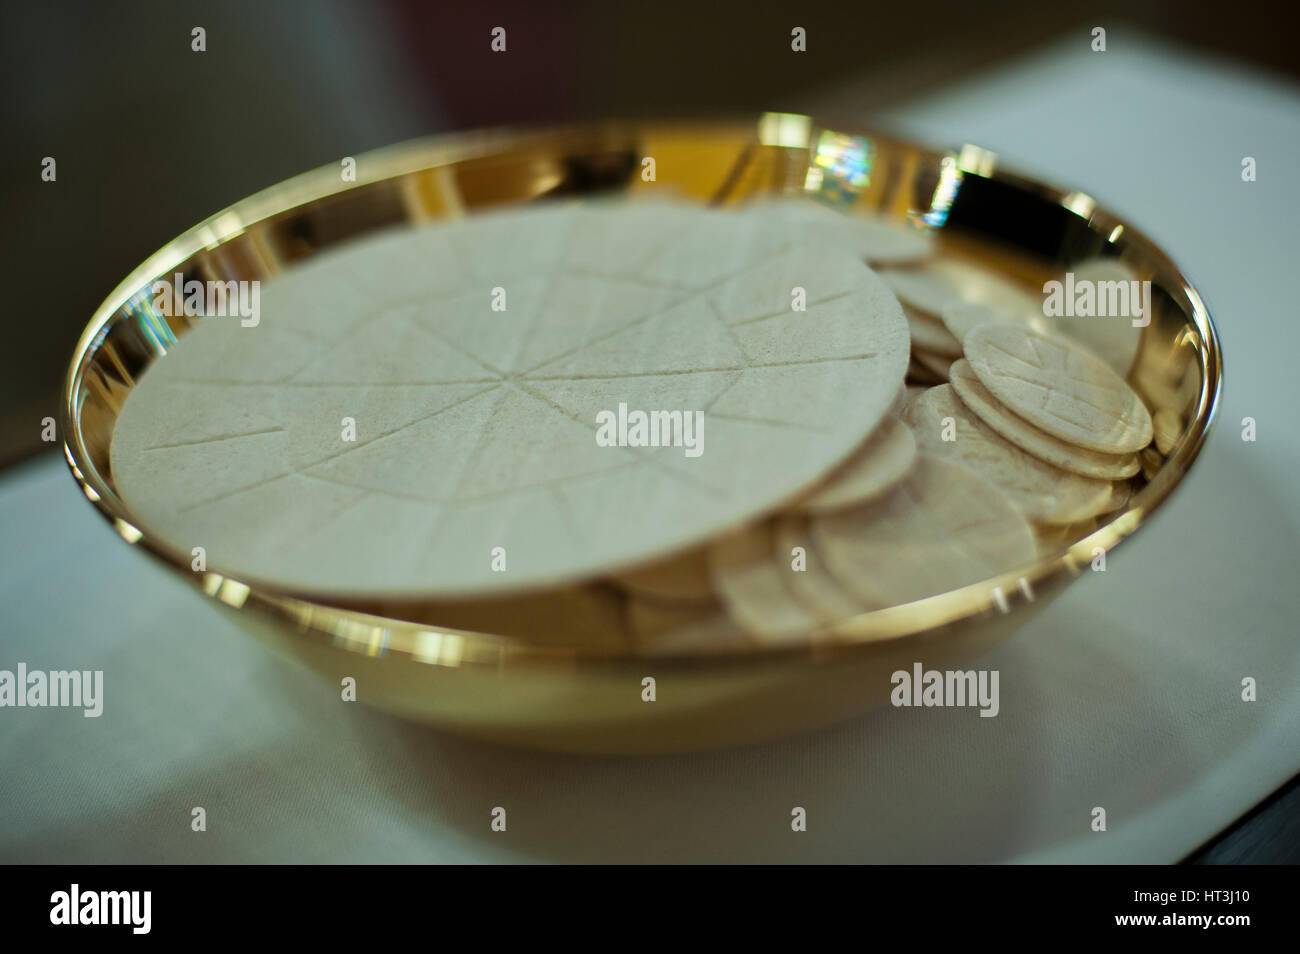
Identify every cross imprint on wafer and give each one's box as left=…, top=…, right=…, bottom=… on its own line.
left=111, top=198, right=910, bottom=597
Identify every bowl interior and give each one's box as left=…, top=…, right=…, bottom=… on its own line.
left=62, top=115, right=1221, bottom=665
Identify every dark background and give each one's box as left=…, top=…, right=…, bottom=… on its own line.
left=2, top=0, right=1297, bottom=465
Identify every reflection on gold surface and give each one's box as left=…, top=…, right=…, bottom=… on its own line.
left=805, top=129, right=873, bottom=205
left=1061, top=190, right=1097, bottom=219
left=955, top=144, right=996, bottom=178
left=914, top=154, right=962, bottom=229
left=757, top=111, right=812, bottom=149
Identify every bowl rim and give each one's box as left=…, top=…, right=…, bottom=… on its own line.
left=60, top=115, right=1224, bottom=668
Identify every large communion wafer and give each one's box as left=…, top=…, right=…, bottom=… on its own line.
left=905, top=385, right=1111, bottom=525
left=964, top=324, right=1153, bottom=454
left=948, top=360, right=1140, bottom=479
left=810, top=455, right=1037, bottom=609
left=111, top=199, right=910, bottom=597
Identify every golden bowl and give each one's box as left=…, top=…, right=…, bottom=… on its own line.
left=61, top=116, right=1222, bottom=753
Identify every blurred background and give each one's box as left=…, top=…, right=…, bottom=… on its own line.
left=2, top=0, right=1294, bottom=466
